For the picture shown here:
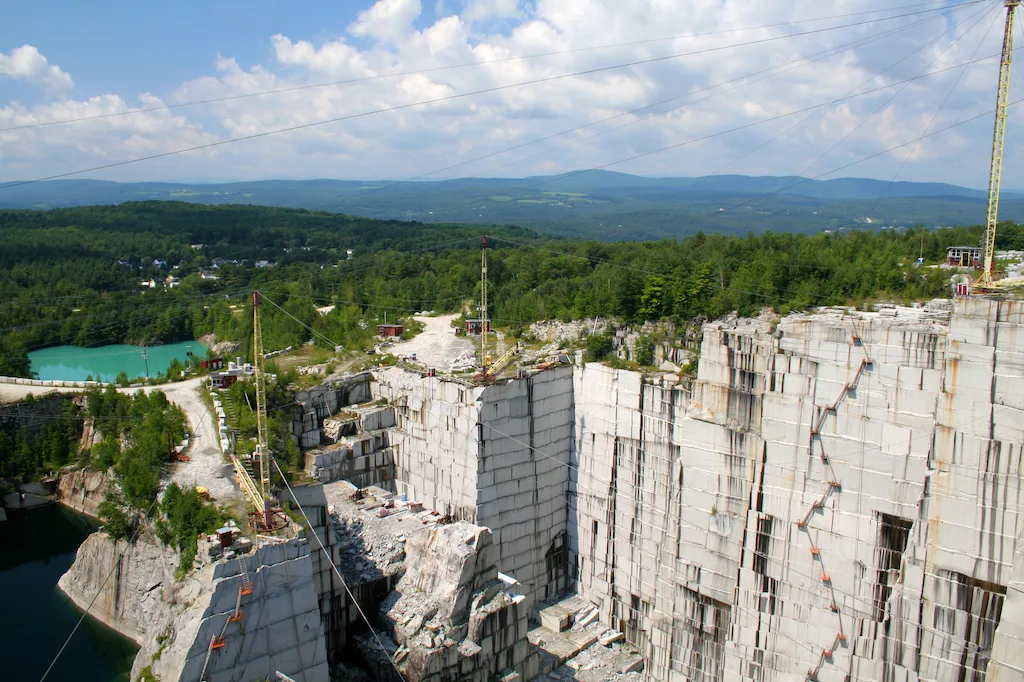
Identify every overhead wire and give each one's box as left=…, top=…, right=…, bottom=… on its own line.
left=862, top=2, right=1005, bottom=218
left=270, top=457, right=406, bottom=678
left=703, top=1, right=1001, bottom=226
left=699, top=0, right=999, bottom=222
left=37, top=497, right=160, bottom=682
left=0, top=1, right=979, bottom=135
left=0, top=5, right=982, bottom=190
left=433, top=6, right=979, bottom=192
left=339, top=5, right=960, bottom=205
left=411, top=48, right=1013, bottom=230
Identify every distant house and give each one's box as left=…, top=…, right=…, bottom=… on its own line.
left=377, top=324, right=404, bottom=338
left=191, top=243, right=204, bottom=250
left=153, top=259, right=167, bottom=268
left=140, top=279, right=158, bottom=289
left=200, top=272, right=219, bottom=280
left=947, top=246, right=982, bottom=267
left=165, top=276, right=180, bottom=288
left=255, top=260, right=273, bottom=269
left=117, top=259, right=131, bottom=267
left=346, top=249, right=354, bottom=260
left=465, top=319, right=491, bottom=335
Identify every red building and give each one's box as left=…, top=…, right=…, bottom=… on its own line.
left=377, top=324, right=404, bottom=338
left=201, top=358, right=224, bottom=370
left=465, top=319, right=491, bottom=335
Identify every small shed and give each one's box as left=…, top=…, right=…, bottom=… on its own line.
left=947, top=246, right=982, bottom=267
left=377, top=324, right=404, bottom=338
left=465, top=319, right=491, bottom=335
left=210, top=371, right=237, bottom=389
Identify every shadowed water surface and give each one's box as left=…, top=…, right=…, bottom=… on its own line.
left=0, top=505, right=137, bottom=681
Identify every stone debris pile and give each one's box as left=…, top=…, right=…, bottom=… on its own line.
left=449, top=352, right=476, bottom=373
left=528, top=318, right=609, bottom=344
left=529, top=596, right=643, bottom=682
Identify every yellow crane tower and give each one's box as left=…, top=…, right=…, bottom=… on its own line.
left=251, top=291, right=273, bottom=528
left=229, top=291, right=275, bottom=530
left=979, top=0, right=1020, bottom=289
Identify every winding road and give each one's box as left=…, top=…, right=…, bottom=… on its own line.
left=0, top=377, right=240, bottom=503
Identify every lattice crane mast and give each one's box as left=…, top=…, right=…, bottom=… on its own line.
left=252, top=291, right=273, bottom=528
left=480, top=236, right=488, bottom=372
left=229, top=292, right=275, bottom=529
left=979, top=0, right=1020, bottom=289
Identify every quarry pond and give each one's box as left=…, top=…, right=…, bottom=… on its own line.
left=29, top=341, right=206, bottom=382
left=0, top=505, right=136, bottom=681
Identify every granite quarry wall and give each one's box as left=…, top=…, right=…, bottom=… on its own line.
left=59, top=533, right=329, bottom=682
left=362, top=297, right=1024, bottom=682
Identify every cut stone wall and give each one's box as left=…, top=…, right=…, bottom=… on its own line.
left=0, top=394, right=69, bottom=443
left=358, top=298, right=1024, bottom=682
left=59, top=532, right=329, bottom=682
left=374, top=370, right=483, bottom=521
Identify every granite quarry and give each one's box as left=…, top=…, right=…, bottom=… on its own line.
left=56, top=296, right=1024, bottom=681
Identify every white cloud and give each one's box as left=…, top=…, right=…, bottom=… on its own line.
left=0, top=45, right=73, bottom=95
left=348, top=0, right=423, bottom=44
left=0, top=1, right=1019, bottom=187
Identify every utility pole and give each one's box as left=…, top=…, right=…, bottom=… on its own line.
left=141, top=347, right=150, bottom=379
left=980, top=0, right=1020, bottom=288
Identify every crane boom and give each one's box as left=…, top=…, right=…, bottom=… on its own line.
left=980, top=0, right=1020, bottom=288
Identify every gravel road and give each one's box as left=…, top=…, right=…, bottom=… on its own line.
left=155, top=379, right=240, bottom=503
left=0, top=378, right=240, bottom=503
left=387, top=314, right=475, bottom=370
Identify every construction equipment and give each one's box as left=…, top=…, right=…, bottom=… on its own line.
left=228, top=291, right=276, bottom=530
left=978, top=0, right=1020, bottom=290
left=480, top=236, right=489, bottom=372
left=475, top=343, right=520, bottom=383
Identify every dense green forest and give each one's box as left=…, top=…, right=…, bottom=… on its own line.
left=2, top=201, right=1020, bottom=378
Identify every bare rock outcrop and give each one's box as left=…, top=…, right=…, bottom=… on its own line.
left=55, top=468, right=112, bottom=518
left=58, top=531, right=180, bottom=643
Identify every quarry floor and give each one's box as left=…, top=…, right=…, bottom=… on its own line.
left=387, top=314, right=476, bottom=369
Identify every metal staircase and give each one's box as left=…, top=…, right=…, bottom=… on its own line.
left=802, top=323, right=871, bottom=681
left=199, top=557, right=256, bottom=681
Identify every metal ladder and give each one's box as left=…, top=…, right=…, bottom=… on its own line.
left=803, top=323, right=871, bottom=680
left=199, top=557, right=256, bottom=681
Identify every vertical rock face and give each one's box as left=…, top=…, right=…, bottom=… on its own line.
left=379, top=523, right=536, bottom=682
left=59, top=533, right=329, bottom=682
left=58, top=531, right=179, bottom=644
left=567, top=298, right=1024, bottom=682
left=370, top=298, right=1024, bottom=682
left=55, top=468, right=112, bottom=518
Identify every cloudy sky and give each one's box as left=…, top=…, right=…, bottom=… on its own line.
left=1, top=0, right=1021, bottom=186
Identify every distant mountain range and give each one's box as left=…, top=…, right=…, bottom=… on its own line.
left=2, top=171, right=1021, bottom=241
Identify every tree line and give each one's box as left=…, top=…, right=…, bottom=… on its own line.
left=2, top=201, right=1019, bottom=377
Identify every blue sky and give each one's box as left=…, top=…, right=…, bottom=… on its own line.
left=0, top=0, right=1020, bottom=186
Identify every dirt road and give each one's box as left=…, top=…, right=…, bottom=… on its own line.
left=388, top=314, right=475, bottom=370
left=154, top=379, right=240, bottom=503
left=0, top=378, right=240, bottom=503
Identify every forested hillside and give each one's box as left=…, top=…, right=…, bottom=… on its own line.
left=1, top=201, right=1015, bottom=378
left=6, top=174, right=1024, bottom=241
